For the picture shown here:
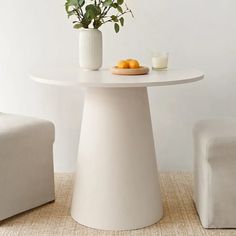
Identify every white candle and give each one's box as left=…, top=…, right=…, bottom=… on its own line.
left=152, top=52, right=169, bottom=70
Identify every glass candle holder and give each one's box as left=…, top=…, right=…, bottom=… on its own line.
left=152, top=52, right=169, bottom=70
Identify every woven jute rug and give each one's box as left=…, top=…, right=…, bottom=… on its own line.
left=1, top=172, right=236, bottom=236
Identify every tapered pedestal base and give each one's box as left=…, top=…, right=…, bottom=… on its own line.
left=71, top=87, right=163, bottom=230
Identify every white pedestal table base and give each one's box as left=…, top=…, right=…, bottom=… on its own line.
left=71, top=87, right=163, bottom=230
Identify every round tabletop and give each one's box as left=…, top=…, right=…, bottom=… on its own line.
left=30, top=66, right=204, bottom=88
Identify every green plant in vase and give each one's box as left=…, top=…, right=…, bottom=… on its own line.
left=65, top=0, right=134, bottom=33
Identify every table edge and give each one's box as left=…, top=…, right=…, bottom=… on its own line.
left=30, top=72, right=205, bottom=88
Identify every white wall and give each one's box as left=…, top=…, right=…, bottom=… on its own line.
left=0, top=0, right=236, bottom=172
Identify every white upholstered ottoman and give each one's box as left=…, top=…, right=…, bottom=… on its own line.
left=0, top=113, right=55, bottom=221
left=193, top=119, right=236, bottom=228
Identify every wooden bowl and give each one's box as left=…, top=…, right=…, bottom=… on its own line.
left=111, top=66, right=150, bottom=76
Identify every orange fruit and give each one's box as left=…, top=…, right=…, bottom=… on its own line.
left=117, top=60, right=129, bottom=69
left=128, top=59, right=140, bottom=69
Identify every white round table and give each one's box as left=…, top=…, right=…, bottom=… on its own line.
left=31, top=67, right=204, bottom=230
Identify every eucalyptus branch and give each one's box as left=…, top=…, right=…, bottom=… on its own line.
left=97, top=0, right=114, bottom=25
left=98, top=0, right=103, bottom=7
left=103, top=0, right=115, bottom=17
left=125, top=3, right=134, bottom=17
left=101, top=6, right=108, bottom=18
left=74, top=8, right=82, bottom=20
left=103, top=9, right=131, bottom=24
left=116, top=9, right=132, bottom=18
left=65, top=0, right=133, bottom=32
left=78, top=5, right=84, bottom=17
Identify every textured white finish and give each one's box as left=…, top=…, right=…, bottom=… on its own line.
left=0, top=113, right=55, bottom=221
left=31, top=67, right=204, bottom=87
left=71, top=87, right=163, bottom=230
left=193, top=119, right=236, bottom=228
left=31, top=68, right=203, bottom=229
left=79, top=29, right=102, bottom=70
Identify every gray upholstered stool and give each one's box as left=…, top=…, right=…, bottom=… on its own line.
left=193, top=119, right=236, bottom=228
left=0, top=113, right=55, bottom=221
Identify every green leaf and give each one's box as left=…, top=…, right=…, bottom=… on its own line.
left=93, top=20, right=102, bottom=29
left=78, top=0, right=85, bottom=6
left=111, top=15, right=118, bottom=22
left=114, top=23, right=120, bottom=33
left=117, top=5, right=123, bottom=13
left=65, top=3, right=69, bottom=12
left=120, top=17, right=124, bottom=26
left=81, top=17, right=92, bottom=28
left=95, top=6, right=102, bottom=15
left=111, top=3, right=118, bottom=8
left=84, top=10, right=92, bottom=21
left=73, top=23, right=83, bottom=29
left=117, top=0, right=124, bottom=5
left=69, top=0, right=79, bottom=7
left=85, top=4, right=101, bottom=19
left=89, top=9, right=96, bottom=18
left=103, top=0, right=112, bottom=7
left=65, top=2, right=73, bottom=13
left=67, top=10, right=76, bottom=18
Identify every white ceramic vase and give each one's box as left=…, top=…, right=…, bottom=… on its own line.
left=79, top=29, right=103, bottom=70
